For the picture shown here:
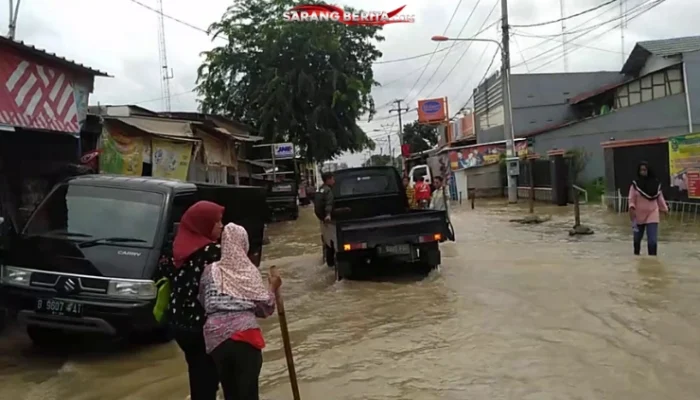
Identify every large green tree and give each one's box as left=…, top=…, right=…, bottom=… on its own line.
left=196, top=0, right=383, bottom=162
left=402, top=121, right=438, bottom=153
left=362, top=154, right=393, bottom=167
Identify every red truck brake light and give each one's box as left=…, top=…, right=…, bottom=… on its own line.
left=418, top=233, right=442, bottom=243
left=342, top=242, right=367, bottom=251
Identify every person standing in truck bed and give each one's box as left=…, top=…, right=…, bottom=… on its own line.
left=315, top=172, right=335, bottom=223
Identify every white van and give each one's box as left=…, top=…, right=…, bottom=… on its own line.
left=409, top=164, right=432, bottom=186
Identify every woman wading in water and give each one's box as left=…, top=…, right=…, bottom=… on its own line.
left=629, top=161, right=668, bottom=256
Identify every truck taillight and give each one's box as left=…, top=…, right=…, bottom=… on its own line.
left=342, top=242, right=367, bottom=251
left=418, top=233, right=442, bottom=243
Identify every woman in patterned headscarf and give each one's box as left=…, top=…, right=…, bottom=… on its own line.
left=199, top=223, right=281, bottom=400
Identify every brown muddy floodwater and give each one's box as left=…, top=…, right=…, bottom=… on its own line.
left=2, top=202, right=700, bottom=400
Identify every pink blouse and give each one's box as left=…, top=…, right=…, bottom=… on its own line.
left=628, top=185, right=668, bottom=224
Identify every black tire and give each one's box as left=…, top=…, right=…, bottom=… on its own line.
left=325, top=245, right=336, bottom=267
left=27, top=326, right=70, bottom=348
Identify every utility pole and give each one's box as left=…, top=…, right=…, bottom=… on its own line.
left=501, top=0, right=518, bottom=203
left=389, top=99, right=409, bottom=175
left=7, top=0, right=22, bottom=39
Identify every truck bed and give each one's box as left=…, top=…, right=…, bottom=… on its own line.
left=328, top=209, right=450, bottom=250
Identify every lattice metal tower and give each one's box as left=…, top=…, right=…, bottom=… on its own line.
left=157, top=0, right=173, bottom=111
left=560, top=0, right=569, bottom=72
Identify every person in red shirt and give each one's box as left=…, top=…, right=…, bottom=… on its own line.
left=414, top=177, right=431, bottom=208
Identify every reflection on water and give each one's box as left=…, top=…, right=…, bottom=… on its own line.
left=2, top=203, right=700, bottom=399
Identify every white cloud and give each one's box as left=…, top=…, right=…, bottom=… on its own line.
left=7, top=0, right=699, bottom=167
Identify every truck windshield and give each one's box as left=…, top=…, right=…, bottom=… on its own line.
left=23, top=184, right=164, bottom=247
left=336, top=170, right=399, bottom=196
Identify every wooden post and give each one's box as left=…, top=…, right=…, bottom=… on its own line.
left=271, top=266, right=301, bottom=400
left=528, top=158, right=535, bottom=214
left=573, top=186, right=581, bottom=227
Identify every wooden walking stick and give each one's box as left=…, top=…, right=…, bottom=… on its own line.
left=271, top=266, right=301, bottom=400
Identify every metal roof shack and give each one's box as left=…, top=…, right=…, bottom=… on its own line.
left=0, top=37, right=111, bottom=134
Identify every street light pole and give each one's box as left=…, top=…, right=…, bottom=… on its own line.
left=432, top=33, right=518, bottom=203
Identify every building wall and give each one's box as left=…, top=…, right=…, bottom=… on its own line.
left=0, top=45, right=94, bottom=133
left=640, top=54, right=682, bottom=77
left=531, top=93, right=689, bottom=181
left=682, top=50, right=700, bottom=132
left=476, top=72, right=623, bottom=143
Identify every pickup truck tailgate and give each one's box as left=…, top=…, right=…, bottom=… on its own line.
left=335, top=210, right=450, bottom=248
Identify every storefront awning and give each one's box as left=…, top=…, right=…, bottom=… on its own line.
left=106, top=116, right=201, bottom=143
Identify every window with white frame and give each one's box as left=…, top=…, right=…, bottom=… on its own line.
left=614, top=65, right=684, bottom=109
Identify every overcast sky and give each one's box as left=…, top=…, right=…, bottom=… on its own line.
left=5, top=0, right=698, bottom=166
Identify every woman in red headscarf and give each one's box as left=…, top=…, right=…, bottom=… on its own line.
left=162, top=200, right=224, bottom=400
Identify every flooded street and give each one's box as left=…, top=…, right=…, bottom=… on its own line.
left=3, top=202, right=700, bottom=399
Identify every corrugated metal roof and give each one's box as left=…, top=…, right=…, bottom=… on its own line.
left=105, top=116, right=201, bottom=142
left=0, top=36, right=111, bottom=77
left=621, top=36, right=700, bottom=75
left=638, top=36, right=700, bottom=57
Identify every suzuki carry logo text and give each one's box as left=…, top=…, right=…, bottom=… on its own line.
left=117, top=250, right=142, bottom=257
left=283, top=5, right=415, bottom=26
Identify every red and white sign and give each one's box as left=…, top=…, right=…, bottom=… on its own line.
left=283, top=4, right=415, bottom=26
left=0, top=50, right=82, bottom=133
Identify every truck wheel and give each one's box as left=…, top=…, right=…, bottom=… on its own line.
left=325, top=245, right=335, bottom=267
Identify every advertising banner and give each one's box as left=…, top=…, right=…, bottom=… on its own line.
left=448, top=141, right=527, bottom=171
left=668, top=133, right=700, bottom=199
left=98, top=129, right=144, bottom=176
left=152, top=138, right=194, bottom=181
left=417, top=97, right=447, bottom=123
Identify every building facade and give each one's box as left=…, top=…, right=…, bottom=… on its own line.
left=471, top=35, right=700, bottom=182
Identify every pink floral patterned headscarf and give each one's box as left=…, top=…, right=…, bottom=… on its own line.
left=210, top=223, right=270, bottom=301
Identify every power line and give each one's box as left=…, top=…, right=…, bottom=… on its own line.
left=529, top=0, right=666, bottom=72
left=374, top=45, right=464, bottom=64
left=404, top=0, right=489, bottom=106
left=513, top=32, right=622, bottom=55
left=127, top=0, right=220, bottom=37
left=451, top=48, right=500, bottom=118
left=511, top=0, right=618, bottom=28
left=424, top=0, right=500, bottom=99
left=511, top=0, right=663, bottom=69
left=399, top=0, right=468, bottom=106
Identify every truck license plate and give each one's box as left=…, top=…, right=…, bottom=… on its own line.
left=380, top=244, right=411, bottom=255
left=36, top=298, right=83, bottom=317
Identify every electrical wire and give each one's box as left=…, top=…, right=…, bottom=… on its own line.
left=451, top=48, right=500, bottom=118
left=511, top=0, right=618, bottom=28
left=399, top=0, right=469, bottom=106
left=517, top=0, right=665, bottom=70
left=529, top=0, right=666, bottom=72
left=404, top=0, right=488, bottom=106
left=424, top=1, right=500, bottom=99
left=513, top=32, right=623, bottom=55
left=511, top=0, right=664, bottom=69
left=374, top=46, right=462, bottom=64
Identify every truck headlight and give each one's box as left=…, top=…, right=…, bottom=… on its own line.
left=107, top=280, right=157, bottom=299
left=0, top=266, right=32, bottom=287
